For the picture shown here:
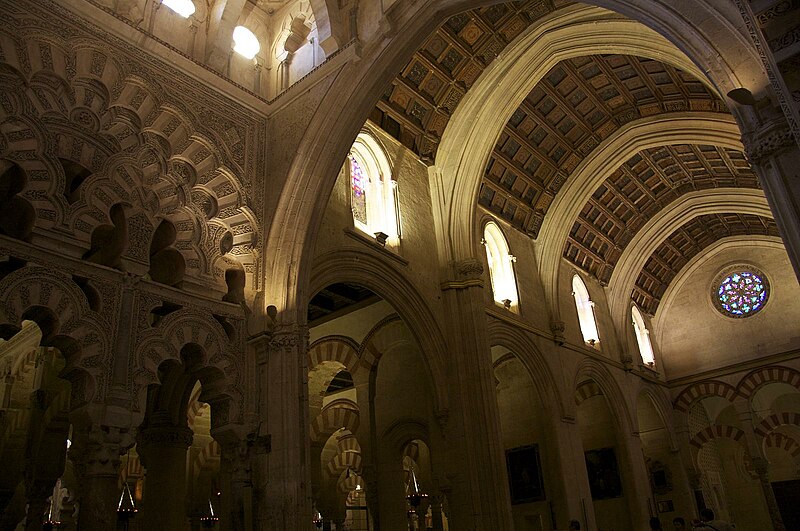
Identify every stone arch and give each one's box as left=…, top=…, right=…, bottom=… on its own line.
left=381, top=418, right=430, bottom=459
left=607, top=189, right=772, bottom=341
left=673, top=381, right=739, bottom=413
left=575, top=380, right=603, bottom=405
left=636, top=384, right=679, bottom=450
left=0, top=266, right=107, bottom=406
left=689, top=425, right=747, bottom=466
left=310, top=398, right=360, bottom=443
left=308, top=336, right=361, bottom=373
left=267, top=0, right=763, bottom=346
left=754, top=412, right=800, bottom=438
left=309, top=249, right=449, bottom=412
left=486, top=319, right=566, bottom=419
left=738, top=366, right=800, bottom=400
left=573, top=358, right=634, bottom=433
left=359, top=315, right=408, bottom=373
left=763, top=432, right=800, bottom=459
left=132, top=308, right=242, bottom=426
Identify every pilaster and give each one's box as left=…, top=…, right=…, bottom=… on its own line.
left=250, top=319, right=312, bottom=530
left=437, top=258, right=514, bottom=530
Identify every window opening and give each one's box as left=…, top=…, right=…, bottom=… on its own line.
left=631, top=305, right=654, bottom=366
left=483, top=221, right=518, bottom=311
left=572, top=274, right=600, bottom=346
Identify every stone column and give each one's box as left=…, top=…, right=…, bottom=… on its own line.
left=218, top=434, right=258, bottom=531
left=734, top=399, right=785, bottom=531
left=375, top=456, right=407, bottom=531
left=137, top=424, right=193, bottom=529
left=250, top=320, right=312, bottom=530
left=438, top=259, right=514, bottom=530
left=69, top=423, right=126, bottom=531
left=742, top=108, right=800, bottom=279
left=550, top=418, right=596, bottom=530
left=430, top=495, right=444, bottom=531
left=619, top=432, right=655, bottom=529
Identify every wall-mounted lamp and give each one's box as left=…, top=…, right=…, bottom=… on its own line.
left=374, top=232, right=389, bottom=246
left=726, top=88, right=769, bottom=108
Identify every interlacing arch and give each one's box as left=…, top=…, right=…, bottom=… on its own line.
left=673, top=380, right=739, bottom=413
left=132, top=308, right=243, bottom=425
left=0, top=29, right=260, bottom=295
left=0, top=265, right=108, bottom=405
left=737, top=366, right=800, bottom=400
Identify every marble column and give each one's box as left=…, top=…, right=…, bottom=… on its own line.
left=250, top=320, right=312, bottom=530
left=69, top=423, right=126, bottom=531
left=137, top=424, right=193, bottom=529
left=438, top=258, right=514, bottom=530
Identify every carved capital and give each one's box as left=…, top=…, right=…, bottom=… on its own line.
left=69, top=424, right=126, bottom=479
left=743, top=117, right=795, bottom=164
left=269, top=324, right=309, bottom=351
left=455, top=258, right=484, bottom=280
left=549, top=320, right=566, bottom=344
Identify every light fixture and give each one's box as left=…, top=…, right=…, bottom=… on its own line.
left=374, top=231, right=389, bottom=246
left=233, top=26, right=260, bottom=59
left=726, top=87, right=770, bottom=108
left=200, top=498, right=219, bottom=528
left=162, top=0, right=196, bottom=18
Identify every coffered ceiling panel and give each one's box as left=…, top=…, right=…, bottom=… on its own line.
left=369, top=1, right=562, bottom=161
left=563, top=144, right=759, bottom=282
left=478, top=54, right=726, bottom=235
left=632, top=214, right=780, bottom=314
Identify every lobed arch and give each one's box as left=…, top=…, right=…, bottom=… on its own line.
left=0, top=265, right=108, bottom=406
left=738, top=366, right=800, bottom=400
left=606, top=188, right=772, bottom=342
left=673, top=380, right=739, bottom=414
left=486, top=319, right=566, bottom=419
left=132, top=308, right=243, bottom=427
left=264, top=0, right=766, bottom=328
left=309, top=249, right=449, bottom=413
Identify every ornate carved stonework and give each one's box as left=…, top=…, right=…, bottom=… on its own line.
left=455, top=258, right=484, bottom=280
left=743, top=117, right=796, bottom=164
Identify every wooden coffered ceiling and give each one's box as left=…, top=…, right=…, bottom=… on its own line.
left=369, top=0, right=563, bottom=161
left=564, top=144, right=759, bottom=283
left=479, top=53, right=727, bottom=236
left=633, top=214, right=780, bottom=314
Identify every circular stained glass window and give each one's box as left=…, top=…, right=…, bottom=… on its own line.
left=712, top=266, right=769, bottom=318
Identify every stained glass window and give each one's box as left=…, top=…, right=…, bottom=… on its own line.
left=714, top=268, right=769, bottom=318
left=350, top=155, right=367, bottom=225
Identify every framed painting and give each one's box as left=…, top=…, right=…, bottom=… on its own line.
left=505, top=444, right=545, bottom=504
left=584, top=447, right=623, bottom=500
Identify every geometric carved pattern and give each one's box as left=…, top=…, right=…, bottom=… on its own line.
left=372, top=1, right=560, bottom=161
left=633, top=214, right=779, bottom=314
left=481, top=54, right=725, bottom=235
left=673, top=380, right=738, bottom=413
left=564, top=145, right=759, bottom=283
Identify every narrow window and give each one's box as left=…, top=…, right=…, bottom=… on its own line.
left=631, top=305, right=655, bottom=366
left=572, top=274, right=600, bottom=346
left=162, top=0, right=195, bottom=17
left=233, top=26, right=260, bottom=59
left=348, top=133, right=400, bottom=245
left=483, top=221, right=518, bottom=311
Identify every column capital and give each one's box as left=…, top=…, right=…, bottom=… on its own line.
left=137, top=424, right=194, bottom=450
left=743, top=113, right=796, bottom=165
left=69, top=424, right=126, bottom=479
left=441, top=258, right=485, bottom=290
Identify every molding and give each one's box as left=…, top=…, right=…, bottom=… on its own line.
left=343, top=228, right=409, bottom=266
left=666, top=347, right=800, bottom=388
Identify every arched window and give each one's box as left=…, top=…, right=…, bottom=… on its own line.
left=483, top=221, right=518, bottom=311
left=631, top=305, right=655, bottom=366
left=348, top=132, right=399, bottom=245
left=233, top=26, right=260, bottom=59
left=162, top=0, right=195, bottom=17
left=572, top=274, right=599, bottom=346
